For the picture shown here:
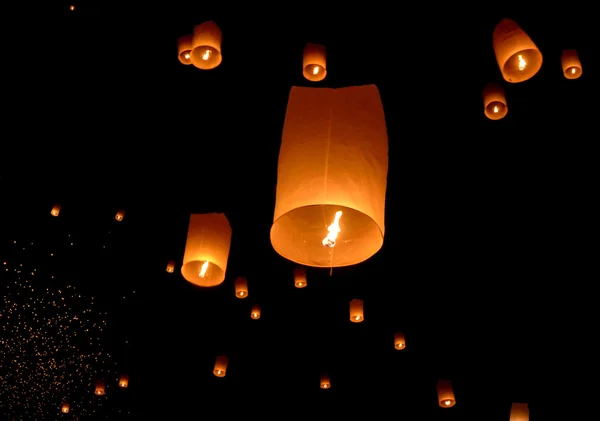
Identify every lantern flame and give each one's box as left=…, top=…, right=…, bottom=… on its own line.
left=517, top=54, right=526, bottom=71
left=202, top=50, right=211, bottom=61
left=571, top=68, right=576, bottom=74
left=444, top=400, right=451, bottom=406
left=199, top=260, right=209, bottom=277
left=313, top=66, right=319, bottom=75
left=184, top=53, right=190, bottom=59
left=493, top=105, right=498, bottom=113
left=322, top=211, right=343, bottom=247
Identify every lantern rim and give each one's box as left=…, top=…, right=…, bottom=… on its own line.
left=501, top=49, right=543, bottom=83
left=181, top=260, right=225, bottom=287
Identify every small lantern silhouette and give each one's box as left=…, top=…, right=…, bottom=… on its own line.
left=51, top=204, right=61, bottom=217
left=394, top=332, right=406, bottom=350
left=115, top=209, right=125, bottom=221
left=510, top=402, right=529, bottom=421
left=320, top=373, right=331, bottom=389
left=191, top=21, right=222, bottom=70
left=483, top=83, right=508, bottom=120
left=302, top=43, right=327, bottom=82
left=293, top=267, right=307, bottom=288
left=118, top=374, right=128, bottom=388
left=561, top=49, right=582, bottom=79
left=235, top=276, right=248, bottom=298
left=213, top=356, right=228, bottom=377
left=178, top=35, right=193, bottom=65
left=251, top=304, right=261, bottom=319
left=436, top=379, right=456, bottom=408
left=349, top=299, right=364, bottom=323
left=61, top=403, right=69, bottom=413
left=166, top=260, right=175, bottom=273
left=94, top=379, right=105, bottom=396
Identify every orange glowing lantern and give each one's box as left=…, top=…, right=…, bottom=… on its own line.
left=394, top=332, right=406, bottom=350
left=191, top=21, right=222, bottom=70
left=436, top=379, right=456, bottom=408
left=293, top=267, right=307, bottom=288
left=69, top=5, right=75, bottom=11
left=61, top=403, right=69, bottom=413
left=320, top=374, right=331, bottom=389
left=483, top=83, right=508, bottom=120
left=94, top=379, right=105, bottom=396
left=561, top=49, right=582, bottom=79
left=51, top=204, right=61, bottom=217
left=234, top=276, right=248, bottom=298
left=166, top=260, right=176, bottom=273
left=510, top=403, right=529, bottom=421
left=178, top=35, right=193, bottom=65
left=251, top=304, right=261, bottom=319
left=303, top=43, right=327, bottom=82
left=493, top=18, right=543, bottom=83
left=115, top=209, right=125, bottom=221
left=271, top=85, right=388, bottom=268
left=213, top=356, right=228, bottom=377
left=181, top=213, right=232, bottom=287
left=349, top=299, right=364, bottom=323
left=118, top=374, right=128, bottom=388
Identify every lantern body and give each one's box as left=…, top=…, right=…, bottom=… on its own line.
left=293, top=267, right=307, bottom=288
left=483, top=83, right=508, bottom=120
left=234, top=276, right=248, bottom=298
left=493, top=18, right=542, bottom=83
left=510, top=403, right=529, bottom=421
left=561, top=49, right=582, bottom=79
left=118, top=374, right=128, bottom=388
left=61, top=403, right=69, bottom=413
left=178, top=35, right=193, bottom=65
left=349, top=299, right=364, bottom=323
left=394, top=332, right=406, bottom=350
left=51, top=204, right=61, bottom=217
left=166, top=260, right=175, bottom=273
left=95, top=379, right=105, bottom=396
left=303, top=43, right=327, bottom=82
left=251, top=304, right=261, bottom=319
left=271, top=85, right=388, bottom=268
left=181, top=213, right=232, bottom=287
left=320, top=374, right=330, bottom=389
left=213, top=356, right=228, bottom=377
left=115, top=209, right=125, bottom=221
left=191, top=21, right=222, bottom=70
left=436, top=379, right=456, bottom=408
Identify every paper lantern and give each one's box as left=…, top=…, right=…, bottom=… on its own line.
left=271, top=85, right=388, bottom=268
left=293, top=267, right=307, bottom=288
left=115, top=209, right=125, bottom=221
left=181, top=213, right=232, bottom=287
left=61, top=403, right=69, bottom=413
left=320, top=374, right=331, bottom=389
left=213, top=356, right=228, bottom=377
left=510, top=403, right=529, bottom=421
left=118, top=373, right=128, bottom=388
left=251, top=304, right=261, bottom=319
left=191, top=21, right=222, bottom=70
left=436, top=379, right=455, bottom=408
left=51, top=204, right=61, bottom=217
left=166, top=260, right=175, bottom=273
left=394, top=332, right=406, bottom=350
left=94, top=379, right=105, bottom=396
left=493, top=18, right=543, bottom=83
left=561, top=49, right=582, bottom=79
left=178, top=35, right=193, bottom=65
left=483, top=83, right=508, bottom=120
left=303, top=43, right=327, bottom=82
left=349, top=299, right=364, bottom=323
left=234, top=276, right=248, bottom=298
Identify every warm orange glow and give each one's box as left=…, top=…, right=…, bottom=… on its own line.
left=181, top=213, right=232, bottom=287
left=349, top=299, right=364, bottom=323
left=293, top=267, right=307, bottom=288
left=394, top=332, right=406, bottom=350
left=270, top=85, right=388, bottom=268
left=436, top=379, right=455, bottom=408
left=483, top=83, right=508, bottom=120
left=166, top=260, right=176, bottom=273
left=118, top=374, right=129, bottom=388
left=94, top=379, right=105, bottom=396
left=234, top=276, right=248, bottom=298
left=510, top=402, right=529, bottom=421
left=191, top=21, right=222, bottom=70
left=115, top=209, right=125, bottom=221
left=320, top=374, right=331, bottom=389
left=302, top=43, right=327, bottom=82
left=250, top=304, right=261, bottom=319
left=213, top=356, right=228, bottom=377
left=178, top=35, right=193, bottom=65
left=61, top=403, right=69, bottom=413
left=51, top=204, right=61, bottom=217
left=69, top=5, right=75, bottom=11
left=561, top=49, right=582, bottom=79
left=493, top=18, right=542, bottom=83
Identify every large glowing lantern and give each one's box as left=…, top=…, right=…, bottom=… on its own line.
left=394, top=331, right=406, bottom=350
left=510, top=403, right=529, bottom=421
left=191, top=21, right=222, bottom=70
left=483, top=83, right=508, bottom=120
left=213, top=356, right=228, bottom=377
left=61, top=403, right=69, bottom=413
left=271, top=85, right=388, bottom=267
left=349, top=299, right=364, bottom=323
left=251, top=304, right=261, bottom=319
left=293, top=267, right=307, bottom=288
left=178, top=35, right=193, bottom=65
left=436, top=379, right=456, bottom=408
left=493, top=18, right=542, bottom=83
left=115, top=209, right=125, bottom=221
left=181, top=213, right=231, bottom=287
left=51, top=204, right=61, bottom=217
left=118, top=374, right=129, bottom=388
left=320, top=374, right=331, bottom=389
left=234, top=276, right=248, bottom=298
left=561, top=49, right=582, bottom=79
left=94, top=379, right=105, bottom=396
left=303, top=43, right=327, bottom=82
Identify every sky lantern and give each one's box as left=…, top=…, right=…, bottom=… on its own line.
left=191, top=21, right=222, bottom=70
left=561, top=49, right=582, bottom=79
left=436, top=379, right=456, bottom=408
left=178, top=35, right=193, bottom=65
left=320, top=374, right=331, bottom=389
left=250, top=304, right=261, bottom=319
left=493, top=18, right=543, bottom=83
left=483, top=83, right=508, bottom=120
left=181, top=213, right=232, bottom=287
left=94, top=379, right=105, bottom=396
left=394, top=332, right=406, bottom=350
left=270, top=85, right=388, bottom=268
left=293, top=267, right=307, bottom=288
left=349, top=299, right=364, bottom=323
left=51, top=204, right=61, bottom=217
left=213, top=356, right=228, bottom=377
left=61, top=403, right=69, bottom=413
left=234, top=276, right=248, bottom=298
left=166, top=260, right=176, bottom=273
left=118, top=374, right=128, bottom=388
left=303, top=43, right=327, bottom=82
left=115, top=209, right=125, bottom=221
left=510, top=403, right=529, bottom=421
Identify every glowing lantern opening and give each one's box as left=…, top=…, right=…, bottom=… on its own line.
left=213, top=356, right=228, bottom=377
left=436, top=379, right=455, bottom=408
left=394, top=331, right=406, bottom=350
left=293, top=267, right=307, bottom=288
left=320, top=374, right=331, bottom=389
left=561, top=49, right=582, bottom=79
left=115, top=209, right=125, bottom=221
left=118, top=374, right=128, bottom=388
left=349, top=299, right=364, bottom=323
left=510, top=402, right=529, bottom=421
left=234, top=276, right=248, bottom=298
left=483, top=83, right=508, bottom=120
left=303, top=43, right=327, bottom=82
left=51, top=204, right=61, bottom=217
left=178, top=35, right=193, bottom=65
left=493, top=18, right=542, bottom=83
left=94, top=379, right=105, bottom=396
left=61, top=403, right=69, bottom=413
left=251, top=304, right=261, bottom=319
left=191, top=21, right=222, bottom=70
left=166, top=260, right=176, bottom=273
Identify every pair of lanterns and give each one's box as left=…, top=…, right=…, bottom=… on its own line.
left=50, top=204, right=125, bottom=221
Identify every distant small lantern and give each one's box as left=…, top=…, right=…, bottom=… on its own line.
left=94, top=379, right=105, bottom=396
left=61, top=403, right=69, bottom=413
left=191, top=21, right=222, bottom=70
left=349, top=299, right=364, bottom=323
left=251, top=304, right=261, bottom=319
left=293, top=267, right=307, bottom=288
left=235, top=276, right=248, bottom=298
left=320, top=374, right=331, bottom=389
left=118, top=374, right=128, bottom=388
left=115, top=209, right=125, bottom=221
left=51, top=204, right=61, bottom=217
left=166, top=260, right=175, bottom=273
left=302, top=43, right=327, bottom=82
left=561, top=49, right=582, bottom=79
left=493, top=18, right=543, bottom=83
left=436, top=379, right=456, bottom=408
left=213, top=356, right=228, bottom=377
left=178, top=35, right=193, bottom=65
left=394, top=332, right=406, bottom=350
left=69, top=5, right=75, bottom=11
left=510, top=402, right=529, bottom=421
left=483, top=83, right=508, bottom=120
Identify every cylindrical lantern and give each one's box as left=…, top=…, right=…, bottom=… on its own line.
left=94, top=379, right=105, bottom=396
left=118, top=373, right=128, bottom=388
left=320, top=374, right=331, bottom=389
left=178, top=35, right=193, bottom=65
left=251, top=304, right=261, bottom=319
left=302, top=43, right=327, bottom=82
left=394, top=332, right=406, bottom=350
left=349, top=299, right=364, bottom=323
left=115, top=209, right=125, bottom=221
left=191, top=21, right=222, bottom=70
left=181, top=213, right=232, bottom=287
left=166, top=260, right=175, bottom=273
left=61, top=403, right=69, bottom=413
left=213, top=356, right=228, bottom=377
left=293, top=267, right=307, bottom=288
left=510, top=402, right=529, bottom=421
left=483, top=83, right=508, bottom=120
left=436, top=379, right=456, bottom=408
left=493, top=18, right=543, bottom=83
left=234, top=276, right=248, bottom=298
left=270, top=85, right=388, bottom=268
left=561, top=49, right=582, bottom=79
left=51, top=204, right=61, bottom=217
